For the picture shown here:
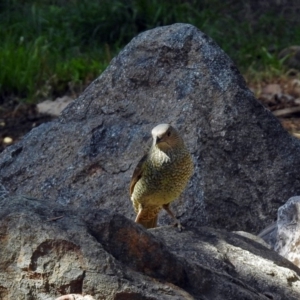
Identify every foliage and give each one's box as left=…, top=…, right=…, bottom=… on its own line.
left=1, top=0, right=300, bottom=103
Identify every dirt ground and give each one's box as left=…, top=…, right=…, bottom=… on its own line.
left=0, top=99, right=55, bottom=153
left=249, top=77, right=300, bottom=139
left=1, top=79, right=300, bottom=153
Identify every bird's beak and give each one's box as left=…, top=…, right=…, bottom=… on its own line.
left=155, top=136, right=162, bottom=144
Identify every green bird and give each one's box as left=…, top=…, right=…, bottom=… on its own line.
left=129, top=124, right=194, bottom=230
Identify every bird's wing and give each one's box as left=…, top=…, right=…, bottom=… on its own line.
left=129, top=154, right=147, bottom=196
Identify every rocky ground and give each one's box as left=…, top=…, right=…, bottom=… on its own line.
left=1, top=23, right=300, bottom=300
left=1, top=78, right=300, bottom=154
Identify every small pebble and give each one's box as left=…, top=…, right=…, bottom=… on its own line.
left=3, top=137, right=13, bottom=144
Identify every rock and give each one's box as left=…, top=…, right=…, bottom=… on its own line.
left=258, top=222, right=278, bottom=249
left=2, top=136, right=13, bottom=145
left=233, top=231, right=271, bottom=248
left=274, top=196, right=300, bottom=267
left=1, top=194, right=300, bottom=299
left=0, top=195, right=195, bottom=300
left=262, top=83, right=282, bottom=96
left=1, top=23, right=300, bottom=235
left=258, top=196, right=300, bottom=269
left=37, top=96, right=74, bottom=117
left=56, top=295, right=95, bottom=300
left=152, top=226, right=300, bottom=300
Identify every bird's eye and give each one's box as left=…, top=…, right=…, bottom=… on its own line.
left=167, top=131, right=171, bottom=137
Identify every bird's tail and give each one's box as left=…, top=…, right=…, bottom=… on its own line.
left=135, top=206, right=160, bottom=229
left=136, top=215, right=158, bottom=229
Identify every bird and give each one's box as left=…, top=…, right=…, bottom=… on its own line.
left=129, top=123, right=193, bottom=230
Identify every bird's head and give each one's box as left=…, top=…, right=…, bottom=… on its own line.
left=151, top=124, right=183, bottom=151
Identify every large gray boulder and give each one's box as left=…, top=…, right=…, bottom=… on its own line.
left=1, top=23, right=300, bottom=233
left=1, top=194, right=300, bottom=300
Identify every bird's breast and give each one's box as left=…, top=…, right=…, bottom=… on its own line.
left=131, top=148, right=193, bottom=207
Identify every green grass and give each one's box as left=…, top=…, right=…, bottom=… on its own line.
left=1, top=0, right=300, bottom=103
